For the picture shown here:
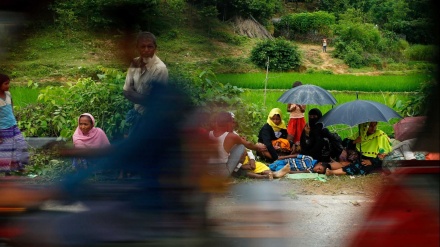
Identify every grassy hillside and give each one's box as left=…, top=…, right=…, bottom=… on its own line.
left=0, top=2, right=434, bottom=87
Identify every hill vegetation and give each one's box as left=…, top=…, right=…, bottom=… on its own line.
left=0, top=0, right=437, bottom=180
left=1, top=0, right=437, bottom=85
left=0, top=0, right=437, bottom=141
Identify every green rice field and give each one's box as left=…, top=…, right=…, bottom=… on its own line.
left=9, top=86, right=40, bottom=108
left=217, top=73, right=430, bottom=92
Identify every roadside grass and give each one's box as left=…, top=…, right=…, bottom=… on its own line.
left=216, top=72, right=430, bottom=91
left=232, top=173, right=391, bottom=197
left=288, top=173, right=390, bottom=197
left=1, top=29, right=127, bottom=85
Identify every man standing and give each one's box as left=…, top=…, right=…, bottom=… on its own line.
left=123, top=32, right=168, bottom=134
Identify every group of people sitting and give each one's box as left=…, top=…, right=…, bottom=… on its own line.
left=69, top=87, right=428, bottom=182
left=205, top=101, right=397, bottom=180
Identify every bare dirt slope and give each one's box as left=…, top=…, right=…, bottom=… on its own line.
left=299, top=44, right=349, bottom=74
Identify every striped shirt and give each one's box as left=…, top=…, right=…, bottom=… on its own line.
left=268, top=154, right=317, bottom=172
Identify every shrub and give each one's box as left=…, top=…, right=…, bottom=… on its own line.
left=169, top=67, right=244, bottom=107
left=274, top=11, right=336, bottom=39
left=49, top=0, right=161, bottom=31
left=233, top=103, right=267, bottom=143
left=404, top=44, right=438, bottom=62
left=344, top=50, right=364, bottom=68
left=250, top=38, right=302, bottom=72
left=394, top=80, right=437, bottom=117
left=16, top=67, right=131, bottom=141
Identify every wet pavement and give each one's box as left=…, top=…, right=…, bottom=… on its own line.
left=207, top=181, right=374, bottom=247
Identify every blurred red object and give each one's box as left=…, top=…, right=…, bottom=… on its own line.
left=348, top=160, right=440, bottom=247
left=393, top=116, right=427, bottom=141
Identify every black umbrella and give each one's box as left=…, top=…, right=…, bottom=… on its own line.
left=318, top=99, right=402, bottom=162
left=277, top=84, right=337, bottom=105
left=318, top=99, right=402, bottom=127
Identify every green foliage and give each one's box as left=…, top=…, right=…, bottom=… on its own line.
left=230, top=0, right=282, bottom=23
left=16, top=67, right=131, bottom=140
left=49, top=0, right=161, bottom=31
left=404, top=44, right=438, bottom=62
left=275, top=11, right=336, bottom=38
left=169, top=67, right=244, bottom=107
left=24, top=148, right=74, bottom=180
left=234, top=103, right=268, bottom=143
left=250, top=38, right=302, bottom=72
left=393, top=80, right=436, bottom=117
left=332, top=21, right=409, bottom=67
left=209, top=31, right=247, bottom=45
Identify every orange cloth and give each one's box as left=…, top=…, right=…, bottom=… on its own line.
left=425, top=153, right=440, bottom=160
left=271, top=138, right=291, bottom=152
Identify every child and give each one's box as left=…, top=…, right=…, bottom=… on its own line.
left=0, top=74, right=29, bottom=174
left=268, top=153, right=328, bottom=174
left=232, top=149, right=290, bottom=179
left=286, top=81, right=306, bottom=152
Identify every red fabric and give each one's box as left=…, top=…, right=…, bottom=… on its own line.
left=287, top=117, right=306, bottom=144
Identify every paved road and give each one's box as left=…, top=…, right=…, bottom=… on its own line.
left=207, top=181, right=375, bottom=247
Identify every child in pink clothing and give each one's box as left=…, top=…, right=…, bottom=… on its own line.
left=286, top=81, right=306, bottom=152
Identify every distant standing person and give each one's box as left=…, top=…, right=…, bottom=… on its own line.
left=322, top=38, right=327, bottom=52
left=0, top=74, right=29, bottom=174
left=286, top=81, right=306, bottom=153
left=123, top=32, right=168, bottom=135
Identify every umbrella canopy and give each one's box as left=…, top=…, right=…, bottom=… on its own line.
left=277, top=84, right=337, bottom=105
left=226, top=144, right=245, bottom=175
left=318, top=99, right=402, bottom=128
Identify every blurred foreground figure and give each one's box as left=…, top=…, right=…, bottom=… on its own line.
left=2, top=82, right=223, bottom=246
left=208, top=182, right=290, bottom=247
left=346, top=11, right=440, bottom=243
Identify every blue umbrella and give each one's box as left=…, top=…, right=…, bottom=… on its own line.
left=318, top=99, right=402, bottom=127
left=277, top=84, right=337, bottom=105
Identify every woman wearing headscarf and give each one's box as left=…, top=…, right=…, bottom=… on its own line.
left=300, top=108, right=331, bottom=162
left=257, top=108, right=290, bottom=162
left=72, top=113, right=110, bottom=169
left=326, top=121, right=392, bottom=176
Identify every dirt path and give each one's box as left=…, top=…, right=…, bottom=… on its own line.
left=299, top=44, right=349, bottom=74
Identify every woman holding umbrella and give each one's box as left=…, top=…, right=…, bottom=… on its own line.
left=326, top=121, right=392, bottom=176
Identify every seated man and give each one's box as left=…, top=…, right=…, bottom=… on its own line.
left=232, top=149, right=291, bottom=179
left=267, top=153, right=328, bottom=174
left=208, top=111, right=267, bottom=177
